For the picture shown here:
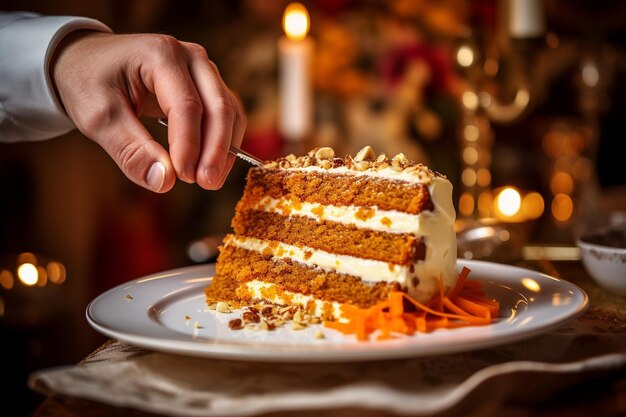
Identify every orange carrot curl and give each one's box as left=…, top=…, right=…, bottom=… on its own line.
left=323, top=267, right=500, bottom=341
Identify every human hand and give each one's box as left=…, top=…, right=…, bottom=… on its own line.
left=50, top=31, right=246, bottom=192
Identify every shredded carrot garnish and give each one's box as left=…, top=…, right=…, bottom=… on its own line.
left=323, top=267, right=500, bottom=341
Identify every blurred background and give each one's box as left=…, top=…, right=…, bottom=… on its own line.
left=1, top=0, right=626, bottom=415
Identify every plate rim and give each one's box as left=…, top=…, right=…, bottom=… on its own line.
left=86, top=259, right=589, bottom=362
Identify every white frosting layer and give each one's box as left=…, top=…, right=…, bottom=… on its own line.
left=254, top=196, right=421, bottom=234
left=291, top=165, right=436, bottom=185
left=226, top=235, right=411, bottom=284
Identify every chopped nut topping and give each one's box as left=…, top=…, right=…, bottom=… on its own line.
left=228, top=318, right=243, bottom=330
left=314, top=147, right=335, bottom=160
left=242, top=310, right=261, bottom=323
left=354, top=160, right=370, bottom=171
left=318, top=159, right=331, bottom=169
left=263, top=146, right=442, bottom=184
left=293, top=310, right=304, bottom=323
left=354, top=145, right=377, bottom=162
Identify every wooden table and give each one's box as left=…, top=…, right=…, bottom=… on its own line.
left=30, top=260, right=626, bottom=417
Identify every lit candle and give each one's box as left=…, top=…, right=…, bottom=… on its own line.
left=278, top=2, right=314, bottom=142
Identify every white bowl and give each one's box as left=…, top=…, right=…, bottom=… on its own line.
left=577, top=226, right=626, bottom=296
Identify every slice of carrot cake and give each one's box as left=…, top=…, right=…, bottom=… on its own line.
left=205, top=146, right=457, bottom=321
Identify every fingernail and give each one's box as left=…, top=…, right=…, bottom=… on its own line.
left=183, top=163, right=196, bottom=183
left=204, top=166, right=219, bottom=187
left=147, top=162, right=165, bottom=191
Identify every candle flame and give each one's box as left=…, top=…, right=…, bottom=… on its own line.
left=17, top=262, right=38, bottom=286
left=495, top=187, right=521, bottom=217
left=283, top=2, right=310, bottom=41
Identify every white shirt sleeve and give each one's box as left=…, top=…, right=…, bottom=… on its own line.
left=0, top=12, right=112, bottom=142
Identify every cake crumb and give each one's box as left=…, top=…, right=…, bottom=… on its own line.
left=185, top=315, right=191, bottom=321
left=124, top=294, right=133, bottom=301
left=216, top=302, right=232, bottom=313
left=314, top=330, right=325, bottom=339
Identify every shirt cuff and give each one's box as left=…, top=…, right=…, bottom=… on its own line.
left=0, top=14, right=112, bottom=142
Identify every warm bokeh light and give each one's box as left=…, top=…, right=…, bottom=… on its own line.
left=36, top=265, right=48, bottom=286
left=461, top=168, right=477, bottom=187
left=521, top=278, right=541, bottom=293
left=542, top=131, right=560, bottom=158
left=546, top=32, right=559, bottom=48
left=17, top=252, right=37, bottom=266
left=476, top=168, right=491, bottom=187
left=550, top=171, right=574, bottom=195
left=462, top=147, right=478, bottom=165
left=283, top=2, right=310, bottom=41
left=552, top=193, right=574, bottom=222
left=47, top=261, right=67, bottom=284
left=456, top=45, right=474, bottom=67
left=463, top=125, right=479, bottom=141
left=544, top=128, right=587, bottom=159
left=582, top=61, right=599, bottom=87
left=462, top=91, right=478, bottom=110
left=522, top=192, right=545, bottom=220
left=459, top=193, right=474, bottom=217
left=484, top=57, right=498, bottom=76
left=17, top=262, right=38, bottom=286
left=496, top=187, right=522, bottom=217
left=0, top=269, right=14, bottom=290
left=566, top=131, right=585, bottom=155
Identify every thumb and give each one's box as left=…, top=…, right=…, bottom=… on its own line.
left=80, top=104, right=177, bottom=193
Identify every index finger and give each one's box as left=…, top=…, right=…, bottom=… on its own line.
left=144, top=37, right=203, bottom=183
left=183, top=43, right=236, bottom=190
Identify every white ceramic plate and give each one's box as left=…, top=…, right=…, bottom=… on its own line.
left=86, top=260, right=588, bottom=362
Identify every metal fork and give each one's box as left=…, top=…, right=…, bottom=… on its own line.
left=157, top=118, right=263, bottom=166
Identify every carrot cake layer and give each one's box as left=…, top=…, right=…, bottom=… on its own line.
left=206, top=245, right=399, bottom=309
left=233, top=210, right=425, bottom=265
left=242, top=169, right=434, bottom=214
